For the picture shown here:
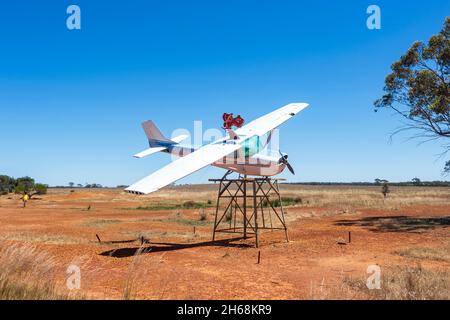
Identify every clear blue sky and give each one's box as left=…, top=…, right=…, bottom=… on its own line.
left=1, top=1, right=449, bottom=186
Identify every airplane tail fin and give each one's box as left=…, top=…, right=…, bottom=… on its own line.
left=142, top=120, right=173, bottom=147
left=134, top=121, right=189, bottom=159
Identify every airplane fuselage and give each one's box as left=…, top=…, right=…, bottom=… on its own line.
left=162, top=131, right=286, bottom=176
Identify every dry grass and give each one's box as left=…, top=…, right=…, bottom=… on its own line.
left=81, top=219, right=122, bottom=228
left=394, top=246, right=450, bottom=262
left=155, top=216, right=213, bottom=227
left=308, top=265, right=449, bottom=300
left=0, top=232, right=87, bottom=245
left=279, top=185, right=450, bottom=210
left=131, top=185, right=450, bottom=215
left=344, top=265, right=450, bottom=300
left=123, top=246, right=149, bottom=300
left=132, top=200, right=213, bottom=211
left=308, top=275, right=362, bottom=300
left=39, top=185, right=450, bottom=211
left=121, top=229, right=195, bottom=240
left=0, top=243, right=71, bottom=299
left=122, top=246, right=170, bottom=300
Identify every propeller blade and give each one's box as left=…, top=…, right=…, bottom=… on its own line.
left=286, top=161, right=295, bottom=175
left=278, top=150, right=295, bottom=175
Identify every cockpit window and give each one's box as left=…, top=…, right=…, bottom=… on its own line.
left=242, top=135, right=263, bottom=157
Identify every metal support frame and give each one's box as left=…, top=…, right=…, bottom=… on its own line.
left=210, top=176, right=289, bottom=247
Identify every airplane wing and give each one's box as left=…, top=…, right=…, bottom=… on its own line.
left=125, top=143, right=241, bottom=195
left=235, top=102, right=309, bottom=137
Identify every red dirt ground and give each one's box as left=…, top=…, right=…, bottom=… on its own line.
left=0, top=186, right=448, bottom=299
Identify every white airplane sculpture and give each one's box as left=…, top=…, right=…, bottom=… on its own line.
left=126, top=103, right=309, bottom=195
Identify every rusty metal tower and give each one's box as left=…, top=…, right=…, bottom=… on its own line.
left=209, top=176, right=289, bottom=247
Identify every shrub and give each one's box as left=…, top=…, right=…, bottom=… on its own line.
left=224, top=208, right=232, bottom=222
left=199, top=209, right=207, bottom=221
left=182, top=201, right=197, bottom=209
left=381, top=183, right=390, bottom=198
left=262, top=196, right=303, bottom=208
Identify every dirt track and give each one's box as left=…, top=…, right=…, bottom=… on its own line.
left=0, top=186, right=448, bottom=299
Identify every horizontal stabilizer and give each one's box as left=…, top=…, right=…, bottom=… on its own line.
left=170, top=134, right=189, bottom=144
left=133, top=147, right=167, bottom=158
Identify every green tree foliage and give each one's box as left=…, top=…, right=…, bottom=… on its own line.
left=84, top=183, right=102, bottom=188
left=15, top=177, right=35, bottom=193
left=374, top=178, right=388, bottom=185
left=0, top=175, right=16, bottom=194
left=0, top=175, right=47, bottom=197
left=375, top=17, right=450, bottom=169
left=33, top=183, right=48, bottom=195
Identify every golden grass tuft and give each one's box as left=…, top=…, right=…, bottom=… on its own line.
left=308, top=265, right=449, bottom=300
left=122, top=246, right=170, bottom=300
left=0, top=243, right=71, bottom=299
left=344, top=265, right=450, bottom=300
left=123, top=246, right=148, bottom=300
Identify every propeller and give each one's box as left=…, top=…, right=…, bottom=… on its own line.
left=278, top=151, right=295, bottom=175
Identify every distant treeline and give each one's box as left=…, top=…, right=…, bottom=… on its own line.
left=0, top=175, right=48, bottom=196
left=54, top=180, right=450, bottom=188
left=286, top=180, right=450, bottom=187
left=53, top=183, right=105, bottom=189
left=2, top=174, right=449, bottom=191
left=51, top=184, right=129, bottom=189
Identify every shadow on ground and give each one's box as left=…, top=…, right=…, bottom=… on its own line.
left=335, top=215, right=450, bottom=233
left=99, top=237, right=252, bottom=258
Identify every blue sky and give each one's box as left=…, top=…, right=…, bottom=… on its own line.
left=1, top=1, right=449, bottom=186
